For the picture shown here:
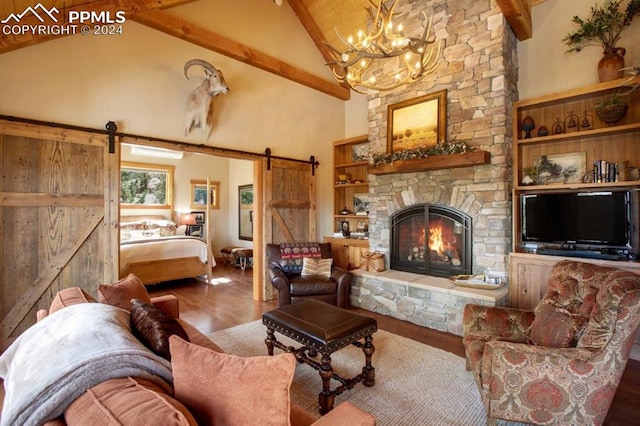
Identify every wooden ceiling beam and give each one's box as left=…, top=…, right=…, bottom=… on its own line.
left=131, top=9, right=350, bottom=100
left=496, top=0, right=532, bottom=41
left=0, top=0, right=193, bottom=54
left=286, top=0, right=351, bottom=93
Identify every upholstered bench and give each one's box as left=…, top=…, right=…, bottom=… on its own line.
left=220, top=247, right=253, bottom=270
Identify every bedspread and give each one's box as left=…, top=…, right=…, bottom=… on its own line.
left=120, top=236, right=214, bottom=273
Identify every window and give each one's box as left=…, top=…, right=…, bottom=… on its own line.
left=120, top=162, right=174, bottom=209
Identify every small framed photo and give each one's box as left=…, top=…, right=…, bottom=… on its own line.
left=353, top=193, right=369, bottom=215
left=187, top=224, right=204, bottom=238
left=191, top=211, right=205, bottom=224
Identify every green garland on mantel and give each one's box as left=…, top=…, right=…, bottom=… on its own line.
left=370, top=138, right=476, bottom=167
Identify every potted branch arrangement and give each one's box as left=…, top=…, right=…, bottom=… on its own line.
left=563, top=0, right=640, bottom=82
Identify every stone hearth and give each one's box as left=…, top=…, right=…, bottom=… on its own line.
left=350, top=269, right=508, bottom=336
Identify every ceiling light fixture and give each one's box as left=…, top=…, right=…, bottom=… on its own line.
left=326, top=0, right=442, bottom=94
left=130, top=145, right=184, bottom=160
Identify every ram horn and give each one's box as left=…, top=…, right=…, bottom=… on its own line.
left=184, top=59, right=218, bottom=79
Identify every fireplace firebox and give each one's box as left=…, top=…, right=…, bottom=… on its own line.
left=390, top=204, right=471, bottom=278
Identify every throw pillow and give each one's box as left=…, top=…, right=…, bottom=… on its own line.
left=97, top=273, right=151, bottom=311
left=169, top=335, right=296, bottom=426
left=130, top=299, right=190, bottom=361
left=64, top=377, right=197, bottom=425
left=301, top=257, right=333, bottom=280
left=49, top=287, right=97, bottom=315
left=529, top=303, right=587, bottom=348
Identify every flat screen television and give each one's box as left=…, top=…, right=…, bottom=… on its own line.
left=521, top=190, right=639, bottom=257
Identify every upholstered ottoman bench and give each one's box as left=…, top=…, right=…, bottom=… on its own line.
left=220, top=247, right=253, bottom=270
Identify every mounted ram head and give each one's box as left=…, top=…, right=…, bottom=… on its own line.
left=184, top=59, right=229, bottom=139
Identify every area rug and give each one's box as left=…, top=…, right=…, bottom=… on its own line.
left=208, top=320, right=493, bottom=425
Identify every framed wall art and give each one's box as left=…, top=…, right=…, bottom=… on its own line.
left=120, top=162, right=174, bottom=209
left=534, top=152, right=586, bottom=184
left=387, top=89, right=447, bottom=153
left=238, top=184, right=254, bottom=241
left=353, top=193, right=369, bottom=215
left=190, top=179, right=220, bottom=210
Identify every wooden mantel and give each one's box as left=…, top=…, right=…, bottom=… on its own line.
left=367, top=151, right=490, bottom=176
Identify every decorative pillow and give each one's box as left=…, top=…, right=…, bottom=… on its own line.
left=301, top=257, right=333, bottom=280
left=529, top=303, right=587, bottom=348
left=49, top=287, right=97, bottom=315
left=97, top=273, right=151, bottom=311
left=130, top=299, right=190, bottom=361
left=169, top=335, right=296, bottom=426
left=64, top=377, right=197, bottom=425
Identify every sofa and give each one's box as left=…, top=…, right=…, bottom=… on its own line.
left=0, top=274, right=375, bottom=426
left=267, top=243, right=353, bottom=308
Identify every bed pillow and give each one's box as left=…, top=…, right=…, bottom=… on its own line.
left=97, top=274, right=151, bottom=311
left=301, top=257, right=333, bottom=280
left=130, top=299, right=190, bottom=361
left=64, top=377, right=197, bottom=425
left=169, top=336, right=295, bottom=426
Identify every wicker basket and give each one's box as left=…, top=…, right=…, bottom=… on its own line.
left=596, top=104, right=628, bottom=124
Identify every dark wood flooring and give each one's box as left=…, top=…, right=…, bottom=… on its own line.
left=149, top=266, right=640, bottom=426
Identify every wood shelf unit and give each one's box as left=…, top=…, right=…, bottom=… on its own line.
left=329, top=135, right=370, bottom=268
left=509, top=77, right=640, bottom=309
left=513, top=76, right=640, bottom=192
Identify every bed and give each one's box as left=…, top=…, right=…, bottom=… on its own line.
left=119, top=216, right=215, bottom=285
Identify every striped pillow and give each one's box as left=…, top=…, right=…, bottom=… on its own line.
left=301, top=257, right=333, bottom=280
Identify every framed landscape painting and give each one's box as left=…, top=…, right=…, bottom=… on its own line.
left=387, top=89, right=447, bottom=153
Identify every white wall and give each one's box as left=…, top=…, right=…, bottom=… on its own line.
left=519, top=0, right=640, bottom=100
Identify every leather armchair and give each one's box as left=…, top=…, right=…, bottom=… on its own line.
left=266, top=243, right=353, bottom=308
left=463, top=260, right=640, bottom=425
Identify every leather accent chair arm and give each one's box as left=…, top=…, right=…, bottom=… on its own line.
left=269, top=263, right=292, bottom=306
left=331, top=266, right=354, bottom=309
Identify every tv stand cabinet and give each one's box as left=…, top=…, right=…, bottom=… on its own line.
left=508, top=252, right=640, bottom=310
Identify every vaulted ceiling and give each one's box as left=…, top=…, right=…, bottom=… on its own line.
left=0, top=0, right=547, bottom=100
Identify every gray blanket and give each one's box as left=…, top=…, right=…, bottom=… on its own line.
left=0, top=303, right=173, bottom=426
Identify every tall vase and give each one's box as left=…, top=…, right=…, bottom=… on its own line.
left=598, top=47, right=625, bottom=82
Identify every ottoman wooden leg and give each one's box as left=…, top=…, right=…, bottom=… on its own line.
left=362, top=334, right=375, bottom=387
left=265, top=327, right=275, bottom=356
left=318, top=353, right=335, bottom=414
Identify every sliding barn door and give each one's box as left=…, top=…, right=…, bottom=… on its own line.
left=0, top=119, right=119, bottom=350
left=259, top=157, right=317, bottom=301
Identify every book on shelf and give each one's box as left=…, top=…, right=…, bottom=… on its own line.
left=593, top=160, right=620, bottom=183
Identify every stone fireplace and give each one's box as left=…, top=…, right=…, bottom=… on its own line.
left=347, top=0, right=518, bottom=335
left=390, top=203, right=472, bottom=277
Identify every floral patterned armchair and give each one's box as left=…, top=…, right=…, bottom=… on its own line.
left=463, top=260, right=640, bottom=425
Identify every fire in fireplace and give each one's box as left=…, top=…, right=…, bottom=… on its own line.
left=390, top=204, right=471, bottom=278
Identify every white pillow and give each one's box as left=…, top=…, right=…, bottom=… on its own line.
left=300, top=258, right=333, bottom=280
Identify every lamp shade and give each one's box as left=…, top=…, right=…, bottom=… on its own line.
left=179, top=213, right=197, bottom=226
